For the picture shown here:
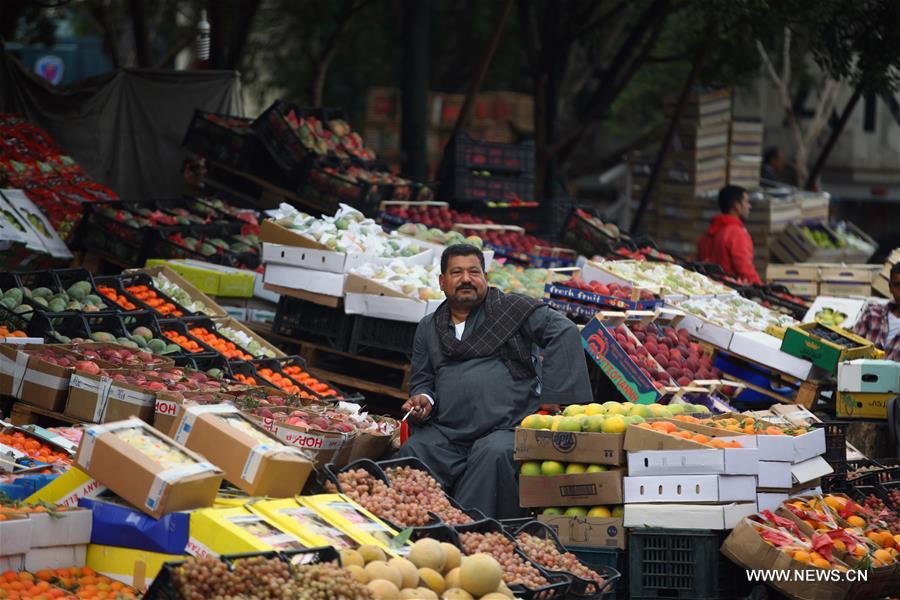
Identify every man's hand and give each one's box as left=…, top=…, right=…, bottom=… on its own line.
left=402, top=394, right=433, bottom=421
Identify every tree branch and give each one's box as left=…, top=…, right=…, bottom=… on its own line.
left=573, top=0, right=629, bottom=40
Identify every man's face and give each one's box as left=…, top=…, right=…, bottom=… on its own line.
left=890, top=273, right=900, bottom=304
left=737, top=193, right=751, bottom=220
left=772, top=151, right=785, bottom=171
left=440, top=254, right=487, bottom=308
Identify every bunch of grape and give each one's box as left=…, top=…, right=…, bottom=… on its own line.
left=887, top=488, right=900, bottom=512
left=460, top=531, right=548, bottom=589
left=864, top=493, right=900, bottom=532
left=173, top=555, right=291, bottom=600
left=325, top=468, right=434, bottom=526
left=384, top=466, right=474, bottom=525
left=290, top=561, right=373, bottom=600
left=516, top=532, right=606, bottom=585
left=172, top=556, right=372, bottom=600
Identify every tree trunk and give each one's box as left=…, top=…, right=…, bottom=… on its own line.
left=228, top=0, right=262, bottom=69
left=208, top=0, right=225, bottom=69
left=805, top=87, right=862, bottom=190
left=400, top=0, right=431, bottom=180
left=130, top=0, right=152, bottom=68
left=630, top=21, right=711, bottom=234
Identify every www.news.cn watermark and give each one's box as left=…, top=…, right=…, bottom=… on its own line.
left=746, top=569, right=869, bottom=583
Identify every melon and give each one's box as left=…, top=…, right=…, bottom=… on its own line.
left=409, top=538, right=446, bottom=572
left=341, top=549, right=365, bottom=568
left=368, top=579, right=401, bottom=600
left=441, top=590, right=474, bottom=600
left=418, top=568, right=445, bottom=595
left=460, top=554, right=502, bottom=598
left=365, top=561, right=403, bottom=588
left=389, top=557, right=421, bottom=589
left=359, top=544, right=387, bottom=563
left=444, top=567, right=461, bottom=590
left=440, top=543, right=462, bottom=573
left=347, top=565, right=368, bottom=584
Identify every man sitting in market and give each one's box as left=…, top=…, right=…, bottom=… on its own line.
left=697, top=185, right=763, bottom=285
left=396, top=244, right=591, bottom=519
left=853, top=262, right=900, bottom=360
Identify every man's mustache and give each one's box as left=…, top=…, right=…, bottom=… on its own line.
left=456, top=284, right=476, bottom=292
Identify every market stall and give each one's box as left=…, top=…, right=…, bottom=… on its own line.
left=0, top=102, right=898, bottom=600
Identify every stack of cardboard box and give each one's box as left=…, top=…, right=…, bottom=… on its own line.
left=727, top=120, right=764, bottom=188
left=621, top=423, right=759, bottom=530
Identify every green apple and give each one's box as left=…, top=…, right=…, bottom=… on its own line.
left=520, top=414, right=550, bottom=429
left=600, top=415, right=627, bottom=434
left=693, top=405, right=711, bottom=415
left=564, top=507, right=588, bottom=518
left=587, top=506, right=611, bottom=518
left=565, top=463, right=587, bottom=474
left=611, top=505, right=625, bottom=518
left=584, top=403, right=606, bottom=416
left=563, top=404, right=586, bottom=416
left=520, top=461, right=542, bottom=476
left=542, top=507, right=564, bottom=516
left=585, top=415, right=606, bottom=433
left=629, top=415, right=646, bottom=424
left=540, top=461, right=565, bottom=476
left=629, top=404, right=653, bottom=418
left=586, top=465, right=608, bottom=473
left=667, top=404, right=686, bottom=415
left=556, top=417, right=582, bottom=432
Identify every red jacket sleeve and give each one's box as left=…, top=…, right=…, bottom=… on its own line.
left=726, top=226, right=762, bottom=284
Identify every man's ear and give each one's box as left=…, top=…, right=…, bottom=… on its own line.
left=439, top=273, right=446, bottom=289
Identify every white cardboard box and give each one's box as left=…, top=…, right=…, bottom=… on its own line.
left=803, top=296, right=867, bottom=329
left=626, top=445, right=758, bottom=477
left=757, top=461, right=792, bottom=489
left=0, top=516, right=32, bottom=556
left=623, top=474, right=757, bottom=503
left=0, top=191, right=49, bottom=254
left=790, top=456, right=832, bottom=485
left=25, top=544, right=87, bottom=571
left=676, top=312, right=736, bottom=349
left=754, top=428, right=826, bottom=464
left=253, top=272, right=280, bottom=303
left=345, top=293, right=430, bottom=322
left=756, top=492, right=788, bottom=512
left=28, top=509, right=92, bottom=547
left=624, top=502, right=758, bottom=529
left=263, top=264, right=346, bottom=297
left=1, top=189, right=73, bottom=259
left=727, top=331, right=814, bottom=380
left=262, top=242, right=433, bottom=274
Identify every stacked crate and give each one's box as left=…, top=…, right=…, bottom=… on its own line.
left=654, top=88, right=732, bottom=256
left=727, top=120, right=764, bottom=189
left=363, top=86, right=534, bottom=176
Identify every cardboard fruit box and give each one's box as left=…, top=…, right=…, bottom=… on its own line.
left=836, top=391, right=895, bottom=420
left=514, top=427, right=625, bottom=466
left=65, top=371, right=157, bottom=424
left=186, top=506, right=308, bottom=558
left=86, top=544, right=188, bottom=591
left=0, top=344, right=87, bottom=411
left=74, top=418, right=224, bottom=519
left=780, top=322, right=874, bottom=373
left=518, top=469, right=624, bottom=508
left=623, top=473, right=757, bottom=503
left=153, top=390, right=237, bottom=434
left=537, top=514, right=626, bottom=550
left=244, top=412, right=355, bottom=469
left=623, top=502, right=757, bottom=530
left=299, top=494, right=408, bottom=556
left=129, top=264, right=227, bottom=317
left=171, top=404, right=314, bottom=497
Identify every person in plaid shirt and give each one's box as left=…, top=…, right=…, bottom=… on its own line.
left=852, top=262, right=900, bottom=360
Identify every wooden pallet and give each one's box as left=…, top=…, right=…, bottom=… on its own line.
left=248, top=323, right=410, bottom=401
left=7, top=402, right=84, bottom=427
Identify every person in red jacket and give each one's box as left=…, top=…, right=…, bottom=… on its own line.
left=697, top=185, right=762, bottom=284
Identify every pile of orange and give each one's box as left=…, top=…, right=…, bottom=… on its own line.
left=95, top=286, right=137, bottom=312
left=34, top=567, right=137, bottom=599
left=691, top=416, right=812, bottom=437
left=637, top=421, right=742, bottom=448
left=255, top=368, right=318, bottom=401
left=232, top=373, right=258, bottom=386
left=124, top=285, right=182, bottom=317
left=0, top=327, right=27, bottom=338
left=0, top=432, right=71, bottom=465
left=282, top=365, right=338, bottom=398
left=162, top=330, right=203, bottom=353
left=187, top=327, right=251, bottom=360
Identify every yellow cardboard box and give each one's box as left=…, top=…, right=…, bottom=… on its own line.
left=86, top=544, right=186, bottom=591
left=299, top=494, right=409, bottom=557
left=248, top=498, right=363, bottom=550
left=186, top=506, right=308, bottom=558
left=836, top=391, right=895, bottom=419
left=25, top=468, right=107, bottom=507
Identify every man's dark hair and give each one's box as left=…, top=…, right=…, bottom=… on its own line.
left=763, top=147, right=781, bottom=165
left=441, top=244, right=485, bottom=274
left=718, top=185, right=747, bottom=214
left=891, top=262, right=900, bottom=278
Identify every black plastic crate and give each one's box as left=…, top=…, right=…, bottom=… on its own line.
left=157, top=319, right=218, bottom=356
left=446, top=133, right=535, bottom=175
left=348, top=315, right=417, bottom=359
left=446, top=167, right=536, bottom=205
left=81, top=202, right=152, bottom=266
left=151, top=226, right=260, bottom=271
left=302, top=164, right=419, bottom=216
left=26, top=311, right=89, bottom=342
left=273, top=295, right=353, bottom=351
left=628, top=528, right=741, bottom=600
left=227, top=359, right=275, bottom=389
left=188, top=353, right=232, bottom=378
left=821, top=472, right=850, bottom=494
left=876, top=481, right=900, bottom=512
left=514, top=520, right=621, bottom=598
left=117, top=272, right=197, bottom=318
left=182, top=110, right=264, bottom=172
left=454, top=519, right=572, bottom=600
left=181, top=316, right=255, bottom=361
left=251, top=101, right=348, bottom=173
left=80, top=312, right=130, bottom=343
left=376, top=456, right=479, bottom=526
left=0, top=303, right=36, bottom=334
left=813, top=421, right=850, bottom=473
left=568, top=548, right=628, bottom=600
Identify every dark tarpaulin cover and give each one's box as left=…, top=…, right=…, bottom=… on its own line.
left=0, top=49, right=243, bottom=204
